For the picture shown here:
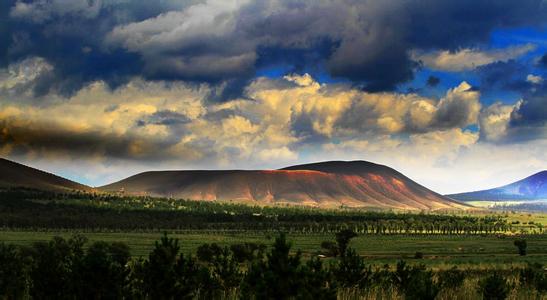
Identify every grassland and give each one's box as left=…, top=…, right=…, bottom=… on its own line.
left=1, top=230, right=546, bottom=269
left=1, top=190, right=547, bottom=299
left=1, top=189, right=546, bottom=270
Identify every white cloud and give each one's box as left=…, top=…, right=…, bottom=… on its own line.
left=526, top=74, right=543, bottom=84
left=0, top=57, right=53, bottom=93
left=0, top=72, right=483, bottom=165
left=413, top=44, right=536, bottom=71
left=479, top=102, right=517, bottom=142
left=433, top=82, right=481, bottom=128
left=106, top=0, right=255, bottom=79
left=1, top=68, right=545, bottom=194
left=10, top=0, right=102, bottom=23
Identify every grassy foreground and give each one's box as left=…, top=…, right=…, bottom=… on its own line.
left=1, top=230, right=546, bottom=268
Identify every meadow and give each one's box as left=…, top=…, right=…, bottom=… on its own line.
left=1, top=230, right=546, bottom=269
left=1, top=188, right=546, bottom=299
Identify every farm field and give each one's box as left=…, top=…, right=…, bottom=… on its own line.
left=1, top=230, right=546, bottom=269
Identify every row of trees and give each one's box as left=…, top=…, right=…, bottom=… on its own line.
left=0, top=188, right=524, bottom=234
left=1, top=231, right=546, bottom=299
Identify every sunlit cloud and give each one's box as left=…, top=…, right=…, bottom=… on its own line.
left=1, top=0, right=546, bottom=195
left=413, top=44, right=536, bottom=71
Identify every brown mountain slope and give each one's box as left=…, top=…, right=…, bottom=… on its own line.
left=99, top=160, right=468, bottom=210
left=0, top=158, right=92, bottom=192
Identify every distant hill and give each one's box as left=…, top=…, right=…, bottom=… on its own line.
left=448, top=171, right=547, bottom=201
left=99, top=160, right=469, bottom=211
left=0, top=158, right=92, bottom=192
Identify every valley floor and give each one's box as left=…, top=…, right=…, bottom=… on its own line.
left=1, top=230, right=546, bottom=269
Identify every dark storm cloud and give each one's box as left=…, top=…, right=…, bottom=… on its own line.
left=0, top=118, right=177, bottom=160
left=510, top=84, right=547, bottom=127
left=2, top=0, right=547, bottom=97
left=2, top=0, right=198, bottom=96
left=481, top=82, right=547, bottom=143
left=476, top=60, right=533, bottom=92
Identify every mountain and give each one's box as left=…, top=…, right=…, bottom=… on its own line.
left=448, top=171, right=547, bottom=202
left=0, top=158, right=92, bottom=192
left=99, top=160, right=469, bottom=211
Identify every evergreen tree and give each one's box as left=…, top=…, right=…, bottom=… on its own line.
left=0, top=243, right=28, bottom=299
left=333, top=248, right=372, bottom=289
left=143, top=233, right=200, bottom=299
left=391, top=261, right=439, bottom=300
left=242, top=233, right=303, bottom=299
left=79, top=241, right=130, bottom=299
left=27, top=235, right=87, bottom=299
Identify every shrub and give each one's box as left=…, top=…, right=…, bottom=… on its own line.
left=392, top=261, right=439, bottom=300
left=27, top=235, right=87, bottom=299
left=241, top=233, right=303, bottom=299
left=298, top=257, right=336, bottom=299
left=335, top=229, right=357, bottom=256
left=437, top=266, right=465, bottom=290
left=520, top=263, right=547, bottom=293
left=143, top=233, right=202, bottom=299
left=205, top=246, right=243, bottom=292
left=0, top=243, right=28, bottom=299
left=478, top=273, right=510, bottom=300
left=320, top=241, right=339, bottom=257
left=514, top=239, right=527, bottom=256
left=79, top=241, right=131, bottom=299
left=196, top=243, right=223, bottom=262
left=230, top=242, right=266, bottom=263
left=333, top=248, right=372, bottom=289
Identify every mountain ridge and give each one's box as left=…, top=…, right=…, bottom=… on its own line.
left=448, top=171, right=547, bottom=201
left=0, top=158, right=92, bottom=192
left=99, top=160, right=469, bottom=211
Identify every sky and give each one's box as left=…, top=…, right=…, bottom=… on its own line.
left=0, top=0, right=546, bottom=194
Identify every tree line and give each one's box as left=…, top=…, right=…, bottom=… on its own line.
left=0, top=231, right=546, bottom=299
left=0, top=188, right=525, bottom=234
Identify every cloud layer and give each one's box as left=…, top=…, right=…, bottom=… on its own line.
left=1, top=59, right=545, bottom=192
left=1, top=0, right=546, bottom=194
left=3, top=0, right=546, bottom=95
left=0, top=70, right=482, bottom=163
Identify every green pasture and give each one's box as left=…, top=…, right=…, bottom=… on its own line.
left=1, top=230, right=545, bottom=269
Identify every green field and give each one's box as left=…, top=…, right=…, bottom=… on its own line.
left=2, top=190, right=547, bottom=299
left=2, top=189, right=546, bottom=271
left=2, top=230, right=546, bottom=269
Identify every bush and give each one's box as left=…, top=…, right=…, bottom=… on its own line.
left=514, top=239, right=527, bottom=256
left=520, top=263, right=547, bottom=293
left=26, top=235, right=87, bottom=299
left=320, top=241, right=339, bottom=257
left=392, top=261, right=439, bottom=300
left=143, top=233, right=202, bottom=299
left=196, top=243, right=223, bottom=262
left=298, top=257, right=336, bottom=299
left=0, top=243, right=28, bottom=299
left=414, top=251, right=424, bottom=259
left=230, top=242, right=266, bottom=263
left=205, top=246, right=243, bottom=292
left=335, top=229, right=357, bottom=256
left=333, top=248, right=372, bottom=289
left=79, top=241, right=131, bottom=299
left=241, top=233, right=303, bottom=299
left=478, top=273, right=510, bottom=300
left=437, top=266, right=465, bottom=290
